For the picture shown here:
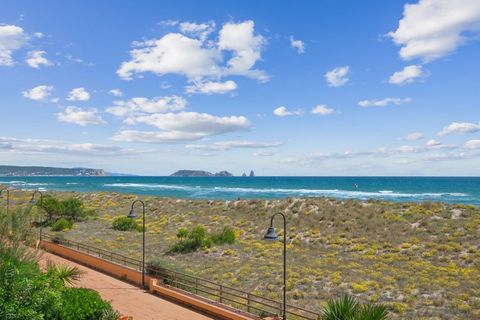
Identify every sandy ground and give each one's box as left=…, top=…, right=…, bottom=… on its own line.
left=39, top=251, right=215, bottom=320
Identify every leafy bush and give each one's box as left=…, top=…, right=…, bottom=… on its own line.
left=62, top=198, right=84, bottom=221
left=176, top=227, right=189, bottom=239
left=40, top=196, right=64, bottom=222
left=321, top=295, right=389, bottom=320
left=169, top=225, right=207, bottom=254
left=51, top=218, right=73, bottom=231
left=169, top=225, right=235, bottom=254
left=112, top=216, right=138, bottom=231
left=39, top=196, right=89, bottom=222
left=210, top=226, right=236, bottom=245
left=56, top=288, right=118, bottom=320
left=0, top=207, right=119, bottom=319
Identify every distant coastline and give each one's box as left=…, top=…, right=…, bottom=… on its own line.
left=0, top=165, right=107, bottom=177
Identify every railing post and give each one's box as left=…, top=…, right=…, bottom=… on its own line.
left=219, top=285, right=223, bottom=303
left=247, top=293, right=251, bottom=313
left=195, top=278, right=198, bottom=294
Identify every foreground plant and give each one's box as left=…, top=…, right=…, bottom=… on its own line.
left=321, top=295, right=389, bottom=320
left=0, top=207, right=119, bottom=320
left=46, top=262, right=84, bottom=286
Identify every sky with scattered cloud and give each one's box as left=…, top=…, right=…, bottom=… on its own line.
left=1, top=0, right=479, bottom=175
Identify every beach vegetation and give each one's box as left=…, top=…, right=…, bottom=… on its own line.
left=51, top=217, right=74, bottom=231
left=321, top=294, right=389, bottom=320
left=169, top=225, right=236, bottom=254
left=112, top=216, right=138, bottom=231
left=38, top=196, right=92, bottom=223
left=0, top=207, right=119, bottom=320
left=14, top=189, right=480, bottom=319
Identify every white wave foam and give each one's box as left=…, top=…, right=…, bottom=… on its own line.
left=104, top=183, right=192, bottom=190
left=103, top=183, right=468, bottom=199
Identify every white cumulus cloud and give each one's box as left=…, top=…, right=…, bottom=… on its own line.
left=118, top=20, right=267, bottom=84
left=112, top=112, right=250, bottom=144
left=388, top=65, right=427, bottom=85
left=311, top=105, right=334, bottom=115
left=22, top=85, right=54, bottom=101
left=465, top=139, right=480, bottom=149
left=290, top=36, right=305, bottom=54
left=404, top=132, right=424, bottom=141
left=218, top=20, right=267, bottom=81
left=108, top=88, right=123, bottom=97
left=324, top=66, right=350, bottom=87
left=438, top=121, right=480, bottom=136
left=67, top=87, right=90, bottom=101
left=185, top=80, right=237, bottom=95
left=389, top=0, right=480, bottom=62
left=56, top=106, right=106, bottom=126
left=25, top=50, right=52, bottom=68
left=273, top=106, right=303, bottom=117
left=0, top=24, right=27, bottom=66
left=179, top=21, right=215, bottom=41
left=106, top=95, right=186, bottom=117
left=358, top=97, right=411, bottom=107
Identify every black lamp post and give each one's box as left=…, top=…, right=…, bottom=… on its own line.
left=0, top=189, right=10, bottom=213
left=30, top=190, right=44, bottom=241
left=263, top=212, right=287, bottom=320
left=127, top=199, right=146, bottom=289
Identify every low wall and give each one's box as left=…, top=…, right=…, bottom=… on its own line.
left=41, top=241, right=258, bottom=320
left=41, top=241, right=151, bottom=288
left=149, top=279, right=256, bottom=320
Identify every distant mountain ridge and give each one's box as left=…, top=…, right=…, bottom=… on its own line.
left=0, top=165, right=106, bottom=176
left=171, top=170, right=233, bottom=177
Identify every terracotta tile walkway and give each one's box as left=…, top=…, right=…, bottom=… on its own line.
left=39, top=251, right=215, bottom=320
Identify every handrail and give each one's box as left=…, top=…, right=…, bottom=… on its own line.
left=42, top=233, right=320, bottom=320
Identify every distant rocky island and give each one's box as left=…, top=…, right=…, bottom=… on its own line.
left=170, top=170, right=234, bottom=177
left=242, top=170, right=255, bottom=177
left=0, top=165, right=106, bottom=176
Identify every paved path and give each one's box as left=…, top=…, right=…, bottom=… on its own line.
left=39, top=251, right=215, bottom=320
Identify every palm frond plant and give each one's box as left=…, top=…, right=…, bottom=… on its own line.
left=46, top=262, right=84, bottom=286
left=321, top=294, right=389, bottom=320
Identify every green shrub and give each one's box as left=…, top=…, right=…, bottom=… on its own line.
left=176, top=227, right=189, bottom=239
left=169, top=225, right=234, bottom=254
left=0, top=207, right=118, bottom=319
left=39, top=196, right=87, bottom=222
left=62, top=198, right=84, bottom=221
left=169, top=238, right=203, bottom=254
left=210, top=226, right=236, bottom=245
left=51, top=218, right=73, bottom=231
left=321, top=294, right=389, bottom=320
left=56, top=288, right=118, bottom=320
left=40, top=196, right=64, bottom=221
left=112, top=216, right=137, bottom=231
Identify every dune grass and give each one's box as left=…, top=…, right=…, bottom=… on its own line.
left=6, top=188, right=479, bottom=319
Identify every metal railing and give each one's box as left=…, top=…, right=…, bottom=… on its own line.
left=42, top=233, right=320, bottom=320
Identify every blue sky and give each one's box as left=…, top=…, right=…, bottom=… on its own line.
left=1, top=0, right=479, bottom=176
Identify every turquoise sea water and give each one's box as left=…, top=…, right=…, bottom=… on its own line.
left=1, top=176, right=479, bottom=205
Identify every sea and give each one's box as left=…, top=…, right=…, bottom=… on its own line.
left=1, top=176, right=479, bottom=206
